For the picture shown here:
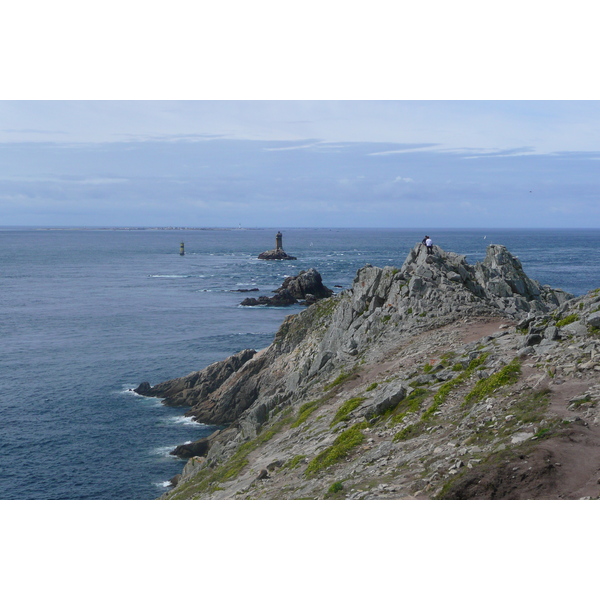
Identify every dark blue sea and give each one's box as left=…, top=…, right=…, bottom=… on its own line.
left=1, top=227, right=600, bottom=500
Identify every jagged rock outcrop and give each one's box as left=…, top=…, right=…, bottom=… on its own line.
left=399, top=243, right=571, bottom=317
left=134, top=243, right=600, bottom=500
left=241, top=268, right=333, bottom=307
left=135, top=348, right=258, bottom=412
left=274, top=268, right=333, bottom=301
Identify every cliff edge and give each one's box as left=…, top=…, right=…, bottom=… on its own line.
left=137, top=243, right=600, bottom=499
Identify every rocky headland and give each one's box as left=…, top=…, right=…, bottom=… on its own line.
left=136, top=243, right=600, bottom=500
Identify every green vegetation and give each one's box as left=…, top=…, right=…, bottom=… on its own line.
left=463, top=359, right=522, bottom=405
left=291, top=400, right=322, bottom=428
left=330, top=396, right=366, bottom=427
left=533, top=427, right=553, bottom=439
left=568, top=394, right=594, bottom=409
left=390, top=388, right=430, bottom=424
left=406, top=307, right=413, bottom=314
left=305, top=421, right=368, bottom=477
left=556, top=314, right=579, bottom=327
left=419, top=312, right=427, bottom=317
left=394, top=354, right=490, bottom=442
left=366, top=382, right=379, bottom=392
left=286, top=454, right=307, bottom=469
left=452, top=363, right=464, bottom=372
left=324, top=369, right=360, bottom=391
left=423, top=363, right=434, bottom=373
left=325, top=482, right=344, bottom=498
left=381, top=315, right=391, bottom=323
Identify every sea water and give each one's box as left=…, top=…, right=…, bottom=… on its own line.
left=1, top=227, right=599, bottom=499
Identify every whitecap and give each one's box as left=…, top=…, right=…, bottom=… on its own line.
left=149, top=274, right=192, bottom=278
left=117, top=386, right=165, bottom=407
left=150, top=445, right=178, bottom=457
left=169, top=415, right=203, bottom=427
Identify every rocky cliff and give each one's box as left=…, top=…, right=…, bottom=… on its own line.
left=137, top=243, right=600, bottom=500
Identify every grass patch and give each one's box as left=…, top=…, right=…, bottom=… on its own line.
left=330, top=396, right=366, bottom=427
left=324, top=481, right=344, bottom=498
left=463, top=359, right=522, bottom=405
left=305, top=421, right=368, bottom=477
left=286, top=454, right=307, bottom=469
left=557, top=314, right=579, bottom=327
left=366, top=382, right=379, bottom=392
left=324, top=369, right=360, bottom=391
left=394, top=422, right=423, bottom=442
left=390, top=388, right=430, bottom=424
left=291, top=400, right=322, bottom=428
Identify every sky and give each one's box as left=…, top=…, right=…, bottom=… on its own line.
left=1, top=2, right=599, bottom=230
left=1, top=100, right=599, bottom=228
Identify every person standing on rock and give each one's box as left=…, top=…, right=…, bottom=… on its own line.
left=422, top=235, right=434, bottom=255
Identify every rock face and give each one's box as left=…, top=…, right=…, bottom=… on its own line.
left=135, top=348, right=258, bottom=418
left=274, top=268, right=333, bottom=302
left=241, top=268, right=333, bottom=307
left=134, top=243, right=600, bottom=500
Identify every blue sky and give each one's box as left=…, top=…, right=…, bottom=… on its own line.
left=1, top=100, right=599, bottom=228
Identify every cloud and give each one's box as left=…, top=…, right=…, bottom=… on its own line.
left=367, top=143, right=439, bottom=156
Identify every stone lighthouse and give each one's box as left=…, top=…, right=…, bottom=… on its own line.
left=257, top=230, right=297, bottom=260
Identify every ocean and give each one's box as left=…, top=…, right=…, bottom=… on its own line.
left=1, top=227, right=600, bottom=500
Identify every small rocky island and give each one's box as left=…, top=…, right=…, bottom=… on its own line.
left=257, top=231, right=297, bottom=260
left=241, top=268, right=333, bottom=307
